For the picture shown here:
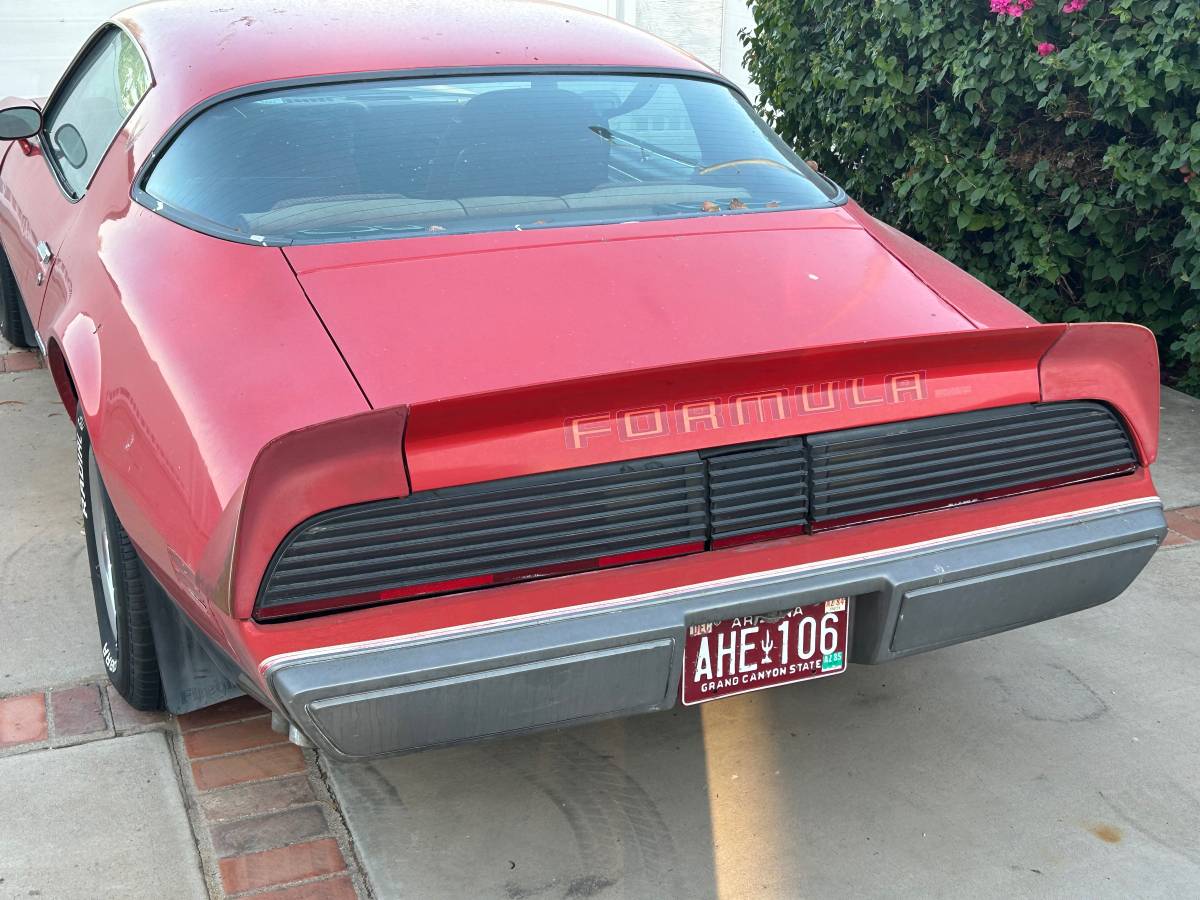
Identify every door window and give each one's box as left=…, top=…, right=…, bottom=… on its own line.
left=42, top=27, right=151, bottom=198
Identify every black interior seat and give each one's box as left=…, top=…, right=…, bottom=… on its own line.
left=424, top=87, right=609, bottom=199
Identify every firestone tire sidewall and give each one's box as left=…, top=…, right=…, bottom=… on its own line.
left=77, top=411, right=132, bottom=688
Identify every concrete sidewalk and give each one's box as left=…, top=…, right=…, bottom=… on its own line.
left=2, top=337, right=1198, bottom=899
left=0, top=349, right=367, bottom=900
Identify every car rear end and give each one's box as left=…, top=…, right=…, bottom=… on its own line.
left=127, top=63, right=1165, bottom=758
left=221, top=323, right=1164, bottom=761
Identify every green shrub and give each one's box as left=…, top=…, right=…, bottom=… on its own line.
left=743, top=0, right=1200, bottom=392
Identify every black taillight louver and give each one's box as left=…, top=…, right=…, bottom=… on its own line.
left=258, top=454, right=707, bottom=615
left=807, top=402, right=1135, bottom=525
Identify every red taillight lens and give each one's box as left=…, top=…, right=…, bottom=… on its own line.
left=808, top=466, right=1135, bottom=532
left=253, top=540, right=705, bottom=620
left=710, top=525, right=807, bottom=549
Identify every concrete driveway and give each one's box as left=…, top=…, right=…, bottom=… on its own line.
left=2, top=339, right=1198, bottom=899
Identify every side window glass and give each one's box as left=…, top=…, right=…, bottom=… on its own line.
left=43, top=28, right=151, bottom=198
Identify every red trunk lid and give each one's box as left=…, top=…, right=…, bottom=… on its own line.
left=282, top=209, right=974, bottom=409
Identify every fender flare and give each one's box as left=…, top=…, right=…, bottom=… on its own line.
left=48, top=312, right=103, bottom=420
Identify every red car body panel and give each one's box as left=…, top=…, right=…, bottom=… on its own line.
left=121, top=0, right=713, bottom=124
left=1038, top=321, right=1161, bottom=462
left=0, top=2, right=1164, bottom=724
left=1, top=98, right=370, bottom=650
left=282, top=207, right=976, bottom=412
left=843, top=201, right=1039, bottom=329
left=0, top=136, right=85, bottom=323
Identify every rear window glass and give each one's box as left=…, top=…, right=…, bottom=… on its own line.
left=143, top=73, right=839, bottom=245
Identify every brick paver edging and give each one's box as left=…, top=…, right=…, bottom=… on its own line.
left=176, top=698, right=369, bottom=899
left=0, top=348, right=44, bottom=374
left=1163, top=505, right=1200, bottom=547
left=0, top=681, right=161, bottom=754
left=0, top=687, right=370, bottom=898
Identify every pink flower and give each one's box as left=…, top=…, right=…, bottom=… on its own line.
left=991, top=0, right=1035, bottom=17
left=1062, top=0, right=1088, bottom=12
left=1037, top=41, right=1058, bottom=56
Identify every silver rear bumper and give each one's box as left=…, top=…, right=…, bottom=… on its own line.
left=265, top=499, right=1165, bottom=761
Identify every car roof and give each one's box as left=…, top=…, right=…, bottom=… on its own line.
left=116, top=0, right=715, bottom=116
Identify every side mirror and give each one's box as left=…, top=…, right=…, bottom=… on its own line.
left=53, top=123, right=87, bottom=169
left=0, top=102, right=42, bottom=140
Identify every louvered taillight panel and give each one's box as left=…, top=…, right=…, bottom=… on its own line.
left=256, top=401, right=1138, bottom=619
left=258, top=454, right=707, bottom=616
left=807, top=402, right=1136, bottom=525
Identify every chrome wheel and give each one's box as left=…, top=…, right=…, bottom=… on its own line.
left=88, top=453, right=119, bottom=640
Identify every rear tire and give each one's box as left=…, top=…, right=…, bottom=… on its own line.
left=0, top=252, right=35, bottom=348
left=78, top=411, right=163, bottom=710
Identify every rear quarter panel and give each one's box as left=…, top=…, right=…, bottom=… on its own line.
left=844, top=200, right=1039, bottom=329
left=40, top=101, right=368, bottom=646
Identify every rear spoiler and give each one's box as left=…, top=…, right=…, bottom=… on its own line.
left=222, top=322, right=1158, bottom=619
left=402, top=323, right=1158, bottom=492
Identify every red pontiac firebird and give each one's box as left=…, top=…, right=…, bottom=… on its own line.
left=0, top=2, right=1166, bottom=758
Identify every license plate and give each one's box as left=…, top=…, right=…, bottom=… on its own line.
left=681, top=598, right=849, bottom=705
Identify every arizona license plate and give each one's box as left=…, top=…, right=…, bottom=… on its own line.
left=681, top=598, right=849, bottom=705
